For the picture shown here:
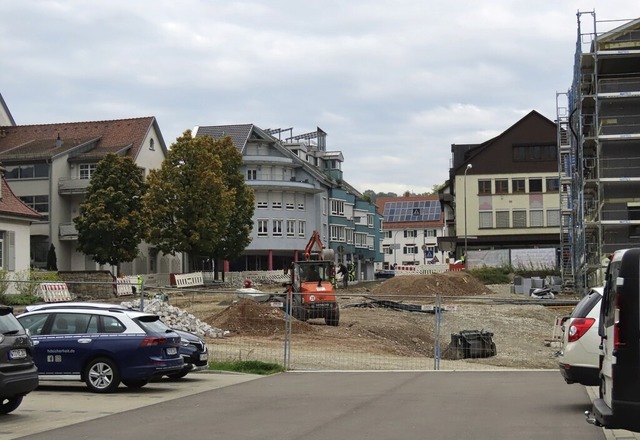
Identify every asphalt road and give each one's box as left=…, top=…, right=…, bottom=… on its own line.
left=4, top=370, right=605, bottom=440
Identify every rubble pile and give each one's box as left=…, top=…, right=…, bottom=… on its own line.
left=121, top=299, right=228, bottom=338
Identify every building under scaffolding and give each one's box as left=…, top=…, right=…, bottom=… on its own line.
left=558, top=12, right=640, bottom=291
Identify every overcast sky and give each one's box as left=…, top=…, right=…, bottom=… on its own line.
left=2, top=1, right=639, bottom=195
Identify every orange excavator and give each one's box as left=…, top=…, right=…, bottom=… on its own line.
left=283, top=230, right=340, bottom=326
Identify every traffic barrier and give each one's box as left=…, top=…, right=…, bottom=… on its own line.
left=38, top=282, right=72, bottom=302
left=170, top=272, right=205, bottom=288
left=114, top=276, right=139, bottom=296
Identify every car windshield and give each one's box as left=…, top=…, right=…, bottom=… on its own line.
left=134, top=315, right=173, bottom=335
left=0, top=307, right=26, bottom=334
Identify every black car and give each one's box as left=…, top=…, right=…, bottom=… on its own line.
left=168, top=329, right=209, bottom=379
left=0, top=305, right=39, bottom=414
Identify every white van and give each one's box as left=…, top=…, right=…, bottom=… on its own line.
left=588, top=248, right=640, bottom=431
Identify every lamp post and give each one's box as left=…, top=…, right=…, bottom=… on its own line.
left=464, top=163, right=472, bottom=263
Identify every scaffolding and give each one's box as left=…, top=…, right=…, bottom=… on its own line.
left=559, top=11, right=640, bottom=290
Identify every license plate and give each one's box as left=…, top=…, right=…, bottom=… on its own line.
left=9, top=348, right=27, bottom=360
left=199, top=353, right=209, bottom=361
left=167, top=347, right=178, bottom=355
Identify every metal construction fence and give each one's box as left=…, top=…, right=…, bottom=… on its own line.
left=7, top=277, right=569, bottom=372
left=161, top=286, right=566, bottom=372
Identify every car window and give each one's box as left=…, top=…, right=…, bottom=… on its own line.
left=100, top=315, right=126, bottom=333
left=134, top=315, right=172, bottom=334
left=19, top=314, right=50, bottom=336
left=0, top=307, right=25, bottom=333
left=52, top=313, right=87, bottom=335
left=571, top=290, right=602, bottom=318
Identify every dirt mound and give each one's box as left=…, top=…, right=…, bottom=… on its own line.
left=370, top=272, right=493, bottom=296
left=205, top=299, right=314, bottom=336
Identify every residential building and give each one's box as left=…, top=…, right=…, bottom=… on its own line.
left=0, top=107, right=180, bottom=275
left=377, top=195, right=446, bottom=269
left=0, top=173, right=43, bottom=287
left=193, top=124, right=383, bottom=278
left=438, top=111, right=561, bottom=268
left=559, top=13, right=640, bottom=290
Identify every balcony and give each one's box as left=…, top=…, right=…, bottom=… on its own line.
left=59, top=177, right=90, bottom=195
left=59, top=223, right=78, bottom=240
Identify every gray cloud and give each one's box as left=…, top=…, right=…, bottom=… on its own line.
left=2, top=1, right=639, bottom=194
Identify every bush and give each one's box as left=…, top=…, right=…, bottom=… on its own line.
left=0, top=292, right=40, bottom=306
left=208, top=360, right=285, bottom=375
left=14, top=270, right=62, bottom=296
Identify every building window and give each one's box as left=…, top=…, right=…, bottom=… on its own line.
left=257, top=201, right=268, bottom=209
left=425, top=229, right=437, bottom=237
left=367, top=214, right=374, bottom=227
left=478, top=180, right=491, bottom=195
left=530, top=210, right=544, bottom=227
left=149, top=138, right=155, bottom=151
left=19, top=195, right=49, bottom=221
left=247, top=169, right=257, bottom=180
left=495, top=179, right=509, bottom=194
left=79, top=164, right=97, bottom=180
left=298, top=220, right=306, bottom=237
left=330, top=225, right=346, bottom=241
left=285, top=202, right=294, bottom=210
left=404, top=230, right=417, bottom=238
left=355, top=232, right=366, bottom=248
left=546, top=178, right=559, bottom=192
left=512, top=210, right=527, bottom=228
left=272, top=219, right=283, bottom=236
left=297, top=202, right=305, bottom=210
left=512, top=178, right=526, bottom=193
left=512, top=144, right=557, bottom=162
left=383, top=245, right=392, bottom=255
left=496, top=210, right=509, bottom=228
left=257, top=219, right=268, bottom=237
left=385, top=231, right=393, bottom=239
left=5, top=163, right=49, bottom=179
left=547, top=209, right=560, bottom=227
left=479, top=211, right=493, bottom=228
left=529, top=178, right=543, bottom=193
left=286, top=220, right=295, bottom=237
left=330, top=199, right=345, bottom=216
left=272, top=201, right=282, bottom=209
left=346, top=228, right=354, bottom=244
left=403, top=245, right=418, bottom=255
left=322, top=197, right=327, bottom=215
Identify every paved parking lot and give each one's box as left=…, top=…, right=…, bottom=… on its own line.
left=0, top=373, right=260, bottom=439
left=1, top=370, right=624, bottom=440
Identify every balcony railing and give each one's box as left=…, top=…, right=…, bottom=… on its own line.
left=58, top=177, right=90, bottom=194
left=59, top=223, right=78, bottom=240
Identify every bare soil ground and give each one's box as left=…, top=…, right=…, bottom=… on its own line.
left=167, top=272, right=574, bottom=370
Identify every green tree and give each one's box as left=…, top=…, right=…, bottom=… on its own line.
left=46, top=243, right=57, bottom=271
left=145, top=131, right=253, bottom=270
left=74, top=154, right=147, bottom=273
left=211, top=136, right=255, bottom=272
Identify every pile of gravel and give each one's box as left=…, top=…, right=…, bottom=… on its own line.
left=121, top=299, right=228, bottom=338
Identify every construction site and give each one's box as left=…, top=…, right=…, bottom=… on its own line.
left=557, top=12, right=640, bottom=290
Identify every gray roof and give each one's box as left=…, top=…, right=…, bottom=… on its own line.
left=194, top=124, right=254, bottom=152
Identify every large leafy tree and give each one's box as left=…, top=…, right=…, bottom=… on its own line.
left=145, top=131, right=253, bottom=269
left=210, top=136, right=255, bottom=271
left=74, top=154, right=147, bottom=273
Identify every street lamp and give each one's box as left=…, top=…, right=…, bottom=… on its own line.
left=464, top=163, right=472, bottom=263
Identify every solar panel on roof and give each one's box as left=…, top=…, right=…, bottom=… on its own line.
left=382, top=200, right=440, bottom=222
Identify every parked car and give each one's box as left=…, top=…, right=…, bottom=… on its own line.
left=17, top=307, right=183, bottom=393
left=25, top=302, right=208, bottom=379
left=557, top=287, right=603, bottom=386
left=0, top=305, right=39, bottom=414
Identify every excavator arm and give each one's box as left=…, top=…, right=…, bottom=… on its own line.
left=304, top=230, right=324, bottom=260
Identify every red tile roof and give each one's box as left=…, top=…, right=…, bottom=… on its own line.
left=0, top=175, right=41, bottom=220
left=0, top=117, right=156, bottom=162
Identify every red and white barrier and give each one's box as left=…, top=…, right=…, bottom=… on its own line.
left=38, top=282, right=72, bottom=302
left=170, top=272, right=204, bottom=288
left=114, top=276, right=139, bottom=296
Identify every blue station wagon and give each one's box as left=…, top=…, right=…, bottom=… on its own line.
left=17, top=307, right=183, bottom=393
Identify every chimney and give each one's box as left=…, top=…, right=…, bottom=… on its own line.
left=55, top=133, right=63, bottom=148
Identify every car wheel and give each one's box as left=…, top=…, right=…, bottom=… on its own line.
left=85, top=358, right=121, bottom=393
left=122, top=379, right=148, bottom=389
left=166, top=370, right=190, bottom=380
left=0, top=396, right=23, bottom=415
